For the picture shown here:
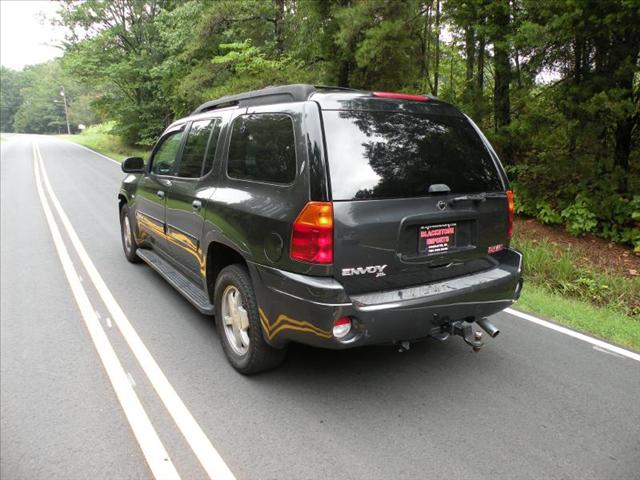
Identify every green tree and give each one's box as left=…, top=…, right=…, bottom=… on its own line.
left=12, top=62, right=69, bottom=134
left=0, top=67, right=27, bottom=132
left=58, top=0, right=174, bottom=144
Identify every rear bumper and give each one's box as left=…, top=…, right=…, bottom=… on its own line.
left=249, top=248, right=523, bottom=349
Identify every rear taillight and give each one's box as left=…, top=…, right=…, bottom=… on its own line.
left=290, top=202, right=333, bottom=264
left=506, top=190, right=515, bottom=238
left=372, top=91, right=428, bottom=102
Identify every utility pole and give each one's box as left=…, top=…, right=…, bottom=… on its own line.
left=60, top=86, right=71, bottom=134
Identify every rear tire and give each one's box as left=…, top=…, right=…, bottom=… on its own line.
left=214, top=264, right=286, bottom=374
left=120, top=204, right=141, bottom=263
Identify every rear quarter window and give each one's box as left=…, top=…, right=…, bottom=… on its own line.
left=227, top=114, right=296, bottom=184
left=322, top=110, right=503, bottom=200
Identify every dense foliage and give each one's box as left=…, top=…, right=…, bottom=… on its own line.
left=1, top=0, right=638, bottom=248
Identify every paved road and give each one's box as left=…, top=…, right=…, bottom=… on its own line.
left=1, top=135, right=639, bottom=480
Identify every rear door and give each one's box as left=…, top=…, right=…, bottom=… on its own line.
left=164, top=115, right=225, bottom=279
left=322, top=108, right=509, bottom=295
left=208, top=104, right=309, bottom=271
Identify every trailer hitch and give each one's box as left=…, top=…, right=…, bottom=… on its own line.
left=444, top=320, right=484, bottom=352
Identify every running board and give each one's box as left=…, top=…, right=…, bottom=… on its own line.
left=136, top=249, right=214, bottom=315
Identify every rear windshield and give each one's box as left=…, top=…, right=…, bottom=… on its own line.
left=322, top=110, right=503, bottom=200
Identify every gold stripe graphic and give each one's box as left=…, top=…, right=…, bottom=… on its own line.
left=259, top=308, right=332, bottom=340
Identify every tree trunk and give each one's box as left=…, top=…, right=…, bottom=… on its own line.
left=338, top=60, right=350, bottom=87
left=614, top=117, right=632, bottom=192
left=611, top=41, right=638, bottom=192
left=420, top=3, right=429, bottom=78
left=475, top=28, right=486, bottom=122
left=477, top=31, right=485, bottom=92
left=492, top=0, right=511, bottom=161
left=450, top=47, right=454, bottom=93
left=433, top=0, right=441, bottom=96
left=492, top=1, right=510, bottom=128
left=424, top=2, right=434, bottom=92
left=494, top=50, right=510, bottom=129
left=514, top=48, right=522, bottom=88
left=274, top=0, right=285, bottom=57
left=464, top=25, right=476, bottom=103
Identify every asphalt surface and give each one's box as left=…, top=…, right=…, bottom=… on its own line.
left=1, top=134, right=639, bottom=480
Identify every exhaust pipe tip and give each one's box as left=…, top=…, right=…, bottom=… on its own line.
left=476, top=317, right=500, bottom=338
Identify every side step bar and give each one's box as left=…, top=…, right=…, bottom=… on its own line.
left=136, top=249, right=214, bottom=315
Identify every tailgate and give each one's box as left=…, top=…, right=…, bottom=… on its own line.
left=333, top=195, right=509, bottom=294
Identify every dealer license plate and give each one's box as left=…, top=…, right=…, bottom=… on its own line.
left=418, top=223, right=457, bottom=255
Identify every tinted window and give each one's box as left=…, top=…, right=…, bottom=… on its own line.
left=323, top=110, right=503, bottom=200
left=151, top=130, right=183, bottom=175
left=202, top=120, right=221, bottom=176
left=177, top=119, right=217, bottom=178
left=227, top=114, right=296, bottom=184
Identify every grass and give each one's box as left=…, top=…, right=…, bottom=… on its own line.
left=512, top=236, right=639, bottom=316
left=58, top=122, right=149, bottom=162
left=514, top=284, right=640, bottom=351
left=511, top=235, right=640, bottom=351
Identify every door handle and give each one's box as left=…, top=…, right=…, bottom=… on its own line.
left=156, top=190, right=165, bottom=199
left=192, top=200, right=202, bottom=211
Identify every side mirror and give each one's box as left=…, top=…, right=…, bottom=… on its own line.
left=122, top=157, right=145, bottom=173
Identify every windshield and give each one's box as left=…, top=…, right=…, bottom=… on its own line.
left=322, top=110, right=503, bottom=200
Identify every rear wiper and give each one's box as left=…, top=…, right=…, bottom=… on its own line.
left=448, top=194, right=487, bottom=205
left=448, top=192, right=505, bottom=206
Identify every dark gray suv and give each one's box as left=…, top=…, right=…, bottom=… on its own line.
left=119, top=84, right=523, bottom=374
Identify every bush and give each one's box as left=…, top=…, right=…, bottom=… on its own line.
left=560, top=194, right=598, bottom=236
left=512, top=237, right=640, bottom=317
left=511, top=177, right=640, bottom=252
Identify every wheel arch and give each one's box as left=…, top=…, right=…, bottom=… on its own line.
left=118, top=193, right=128, bottom=210
left=204, top=240, right=250, bottom=303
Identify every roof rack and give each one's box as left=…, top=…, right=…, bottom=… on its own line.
left=191, top=84, right=314, bottom=115
left=190, top=84, right=362, bottom=115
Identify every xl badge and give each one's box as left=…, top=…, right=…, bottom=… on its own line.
left=342, top=265, right=387, bottom=278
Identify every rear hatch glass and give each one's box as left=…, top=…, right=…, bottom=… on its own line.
left=322, top=108, right=509, bottom=295
left=323, top=110, right=502, bottom=200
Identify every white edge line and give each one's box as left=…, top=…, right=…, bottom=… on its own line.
left=36, top=144, right=236, bottom=480
left=505, top=307, right=640, bottom=362
left=32, top=144, right=180, bottom=480
left=592, top=346, right=625, bottom=359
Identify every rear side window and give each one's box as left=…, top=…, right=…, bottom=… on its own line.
left=227, top=114, right=296, bottom=184
left=322, top=110, right=503, bottom=200
left=177, top=119, right=220, bottom=178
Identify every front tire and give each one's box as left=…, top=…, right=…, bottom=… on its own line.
left=214, top=264, right=286, bottom=374
left=120, top=204, right=140, bottom=263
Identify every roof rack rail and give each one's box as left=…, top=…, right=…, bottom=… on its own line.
left=191, top=84, right=318, bottom=115
left=313, top=85, right=362, bottom=92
